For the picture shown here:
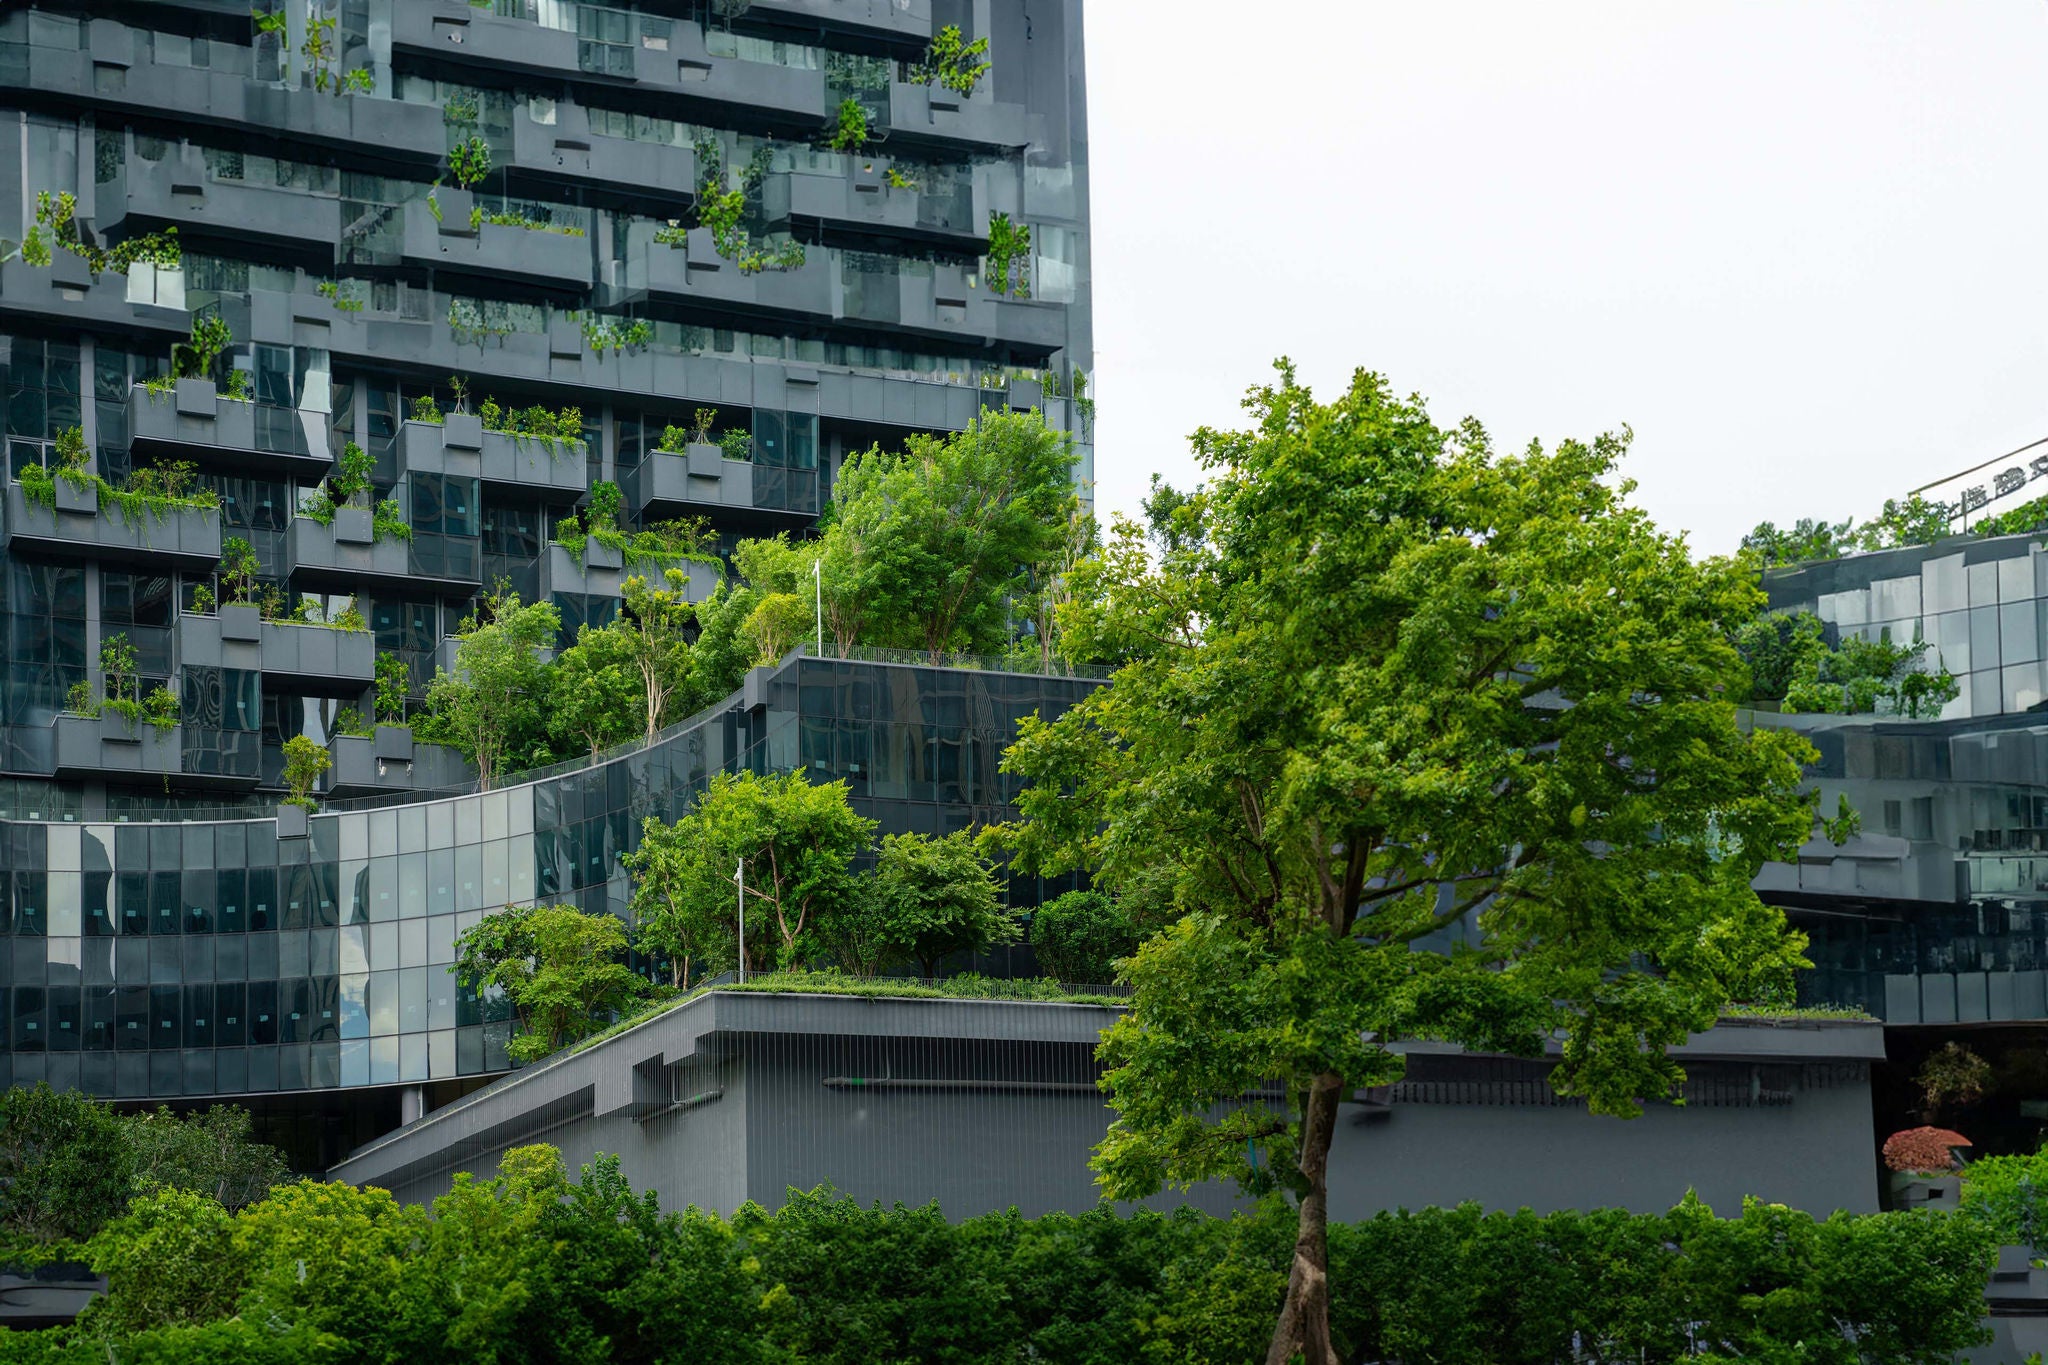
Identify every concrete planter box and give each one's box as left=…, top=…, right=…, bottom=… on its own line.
left=480, top=429, right=588, bottom=495
left=373, top=725, right=415, bottom=762
left=398, top=421, right=480, bottom=480
left=54, top=476, right=97, bottom=515
left=102, top=154, right=341, bottom=269
left=220, top=604, right=262, bottom=642
left=542, top=541, right=624, bottom=600
left=130, top=385, right=324, bottom=475
left=52, top=714, right=180, bottom=780
left=285, top=517, right=412, bottom=593
left=329, top=734, right=474, bottom=798
left=257, top=621, right=375, bottom=694
left=275, top=803, right=309, bottom=840
left=628, top=225, right=834, bottom=315
left=624, top=450, right=766, bottom=522
left=177, top=613, right=260, bottom=676
left=4, top=483, right=220, bottom=573
left=887, top=81, right=1031, bottom=151
left=332, top=507, right=375, bottom=545
left=444, top=413, right=484, bottom=450
left=509, top=101, right=696, bottom=211
left=401, top=201, right=593, bottom=292
left=174, top=377, right=216, bottom=416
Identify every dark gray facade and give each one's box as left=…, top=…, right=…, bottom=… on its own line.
left=0, top=0, right=1093, bottom=813
left=0, top=0, right=1093, bottom=1146
left=329, top=993, right=1883, bottom=1220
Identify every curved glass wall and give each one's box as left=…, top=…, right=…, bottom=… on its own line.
left=0, top=655, right=1100, bottom=1100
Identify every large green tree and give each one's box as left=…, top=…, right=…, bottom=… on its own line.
left=547, top=622, right=644, bottom=759
left=453, top=903, right=648, bottom=1062
left=628, top=770, right=875, bottom=973
left=825, top=408, right=1077, bottom=659
left=991, top=363, right=1827, bottom=1364
left=864, top=830, right=1017, bottom=978
left=417, top=590, right=561, bottom=789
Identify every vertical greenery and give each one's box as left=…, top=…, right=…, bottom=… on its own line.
left=416, top=591, right=561, bottom=790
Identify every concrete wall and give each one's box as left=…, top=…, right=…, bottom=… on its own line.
left=334, top=995, right=1884, bottom=1221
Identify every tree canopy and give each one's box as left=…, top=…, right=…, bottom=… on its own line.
left=452, top=903, right=647, bottom=1062
left=990, top=362, right=1830, bottom=1364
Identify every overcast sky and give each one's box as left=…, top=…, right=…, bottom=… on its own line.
left=1082, top=1, right=2048, bottom=555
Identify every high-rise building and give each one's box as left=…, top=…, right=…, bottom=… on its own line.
left=0, top=0, right=1093, bottom=1163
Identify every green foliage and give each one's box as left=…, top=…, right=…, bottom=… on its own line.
left=0, top=1084, right=133, bottom=1249
left=23, top=189, right=180, bottom=278
left=851, top=830, right=1016, bottom=977
left=1743, top=515, right=1857, bottom=568
left=478, top=397, right=583, bottom=448
left=373, top=653, right=409, bottom=725
left=1916, top=1041, right=1993, bottom=1122
left=911, top=23, right=992, bottom=96
left=415, top=590, right=561, bottom=789
left=689, top=140, right=806, bottom=274
left=1028, top=889, right=1141, bottom=984
left=1962, top=1144, right=2048, bottom=1253
left=448, top=134, right=491, bottom=190
left=547, top=623, right=643, bottom=761
left=280, top=733, right=329, bottom=810
left=1860, top=493, right=1953, bottom=550
left=28, top=1156, right=1999, bottom=1365
left=628, top=770, right=875, bottom=976
left=618, top=571, right=700, bottom=744
left=453, top=904, right=647, bottom=1062
left=371, top=497, right=411, bottom=543
left=408, top=393, right=441, bottom=425
left=583, top=315, right=651, bottom=355
left=986, top=210, right=1031, bottom=297
left=987, top=361, right=1828, bottom=1360
left=1781, top=623, right=1959, bottom=718
left=820, top=408, right=1078, bottom=659
left=219, top=537, right=261, bottom=605
left=1977, top=492, right=2048, bottom=537
left=825, top=96, right=871, bottom=151
left=587, top=479, right=624, bottom=532
left=331, top=706, right=372, bottom=740
left=142, top=685, right=180, bottom=733
left=171, top=314, right=232, bottom=384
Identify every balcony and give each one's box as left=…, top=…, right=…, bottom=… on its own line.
left=256, top=622, right=375, bottom=695
left=50, top=714, right=181, bottom=783
left=841, top=262, right=1066, bottom=354
left=2, top=482, right=221, bottom=574
left=622, top=446, right=813, bottom=532
left=620, top=225, right=835, bottom=323
left=886, top=81, right=1034, bottom=154
left=126, top=381, right=330, bottom=479
left=99, top=149, right=341, bottom=272
left=765, top=160, right=987, bottom=254
left=399, top=418, right=588, bottom=498
left=540, top=538, right=624, bottom=601
left=282, top=515, right=412, bottom=595
left=327, top=727, right=474, bottom=798
left=399, top=199, right=594, bottom=296
left=507, top=101, right=696, bottom=213
left=391, top=5, right=829, bottom=137
left=745, top=0, right=934, bottom=49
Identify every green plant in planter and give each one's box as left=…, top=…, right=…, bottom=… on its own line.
left=172, top=314, right=233, bottom=384
left=333, top=597, right=367, bottom=632
left=280, top=733, right=330, bottom=812
left=332, top=705, right=373, bottom=740
left=825, top=97, right=870, bottom=152
left=985, top=211, right=1031, bottom=297
left=586, top=481, right=624, bottom=533
left=410, top=393, right=443, bottom=425
left=22, top=190, right=180, bottom=278
left=910, top=25, right=991, bottom=97
left=220, top=537, right=261, bottom=605
left=375, top=653, right=411, bottom=725
left=449, top=135, right=491, bottom=191
left=142, top=686, right=180, bottom=733
left=65, top=680, right=97, bottom=718
left=717, top=429, right=753, bottom=462
left=372, top=498, right=412, bottom=543
left=190, top=582, right=216, bottom=615
left=301, top=441, right=375, bottom=525
left=448, top=374, right=472, bottom=414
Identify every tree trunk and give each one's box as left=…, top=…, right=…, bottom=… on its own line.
left=1266, top=1071, right=1342, bottom=1365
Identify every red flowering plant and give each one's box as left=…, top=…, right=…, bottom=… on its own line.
left=1883, top=1126, right=1971, bottom=1174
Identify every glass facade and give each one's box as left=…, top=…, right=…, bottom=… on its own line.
left=1763, top=533, right=2048, bottom=1019
left=0, top=655, right=1100, bottom=1100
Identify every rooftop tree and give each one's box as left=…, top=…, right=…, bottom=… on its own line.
left=864, top=830, right=1017, bottom=978
left=990, top=362, right=1828, bottom=1365
left=417, top=590, right=560, bottom=789
left=453, top=903, right=647, bottom=1062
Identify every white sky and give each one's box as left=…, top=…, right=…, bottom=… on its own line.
left=1083, top=1, right=2048, bottom=555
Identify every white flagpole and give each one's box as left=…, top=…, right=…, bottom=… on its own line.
left=735, top=855, right=746, bottom=983
left=813, top=557, right=823, bottom=657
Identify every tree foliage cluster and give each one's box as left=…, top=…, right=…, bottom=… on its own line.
left=1734, top=611, right=1959, bottom=717
left=0, top=1084, right=286, bottom=1258
left=0, top=1143, right=1995, bottom=1365
left=414, top=410, right=1089, bottom=790
left=1742, top=493, right=1954, bottom=568
left=992, top=363, right=1835, bottom=1361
